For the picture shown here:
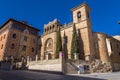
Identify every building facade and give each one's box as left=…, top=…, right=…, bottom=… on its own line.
left=40, top=3, right=120, bottom=67
left=0, top=2, right=120, bottom=71
left=0, top=19, right=40, bottom=61
left=41, top=3, right=95, bottom=60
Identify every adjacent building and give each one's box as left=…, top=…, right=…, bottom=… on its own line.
left=0, top=19, right=40, bottom=61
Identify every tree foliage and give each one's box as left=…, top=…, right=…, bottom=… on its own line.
left=55, top=27, right=62, bottom=58
left=70, top=24, right=79, bottom=59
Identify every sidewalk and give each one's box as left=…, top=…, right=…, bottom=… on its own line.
left=68, top=72, right=120, bottom=80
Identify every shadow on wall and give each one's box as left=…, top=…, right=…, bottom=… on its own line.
left=78, top=29, right=85, bottom=60
left=63, top=31, right=68, bottom=60
left=63, top=29, right=85, bottom=60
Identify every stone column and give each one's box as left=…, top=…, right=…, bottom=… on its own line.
left=85, top=54, right=91, bottom=61
left=41, top=38, right=45, bottom=60
left=106, top=38, right=112, bottom=56
left=97, top=33, right=110, bottom=63
left=74, top=53, right=79, bottom=60
left=35, top=55, right=38, bottom=61
left=59, top=52, right=66, bottom=74
left=59, top=52, right=63, bottom=63
left=46, top=54, right=49, bottom=60
left=74, top=54, right=77, bottom=60
left=27, top=56, right=29, bottom=61
left=29, top=57, right=32, bottom=61
left=68, top=54, right=71, bottom=59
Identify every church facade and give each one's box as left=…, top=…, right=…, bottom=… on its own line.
left=41, top=3, right=120, bottom=64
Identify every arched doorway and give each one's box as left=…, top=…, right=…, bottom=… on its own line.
left=48, top=53, right=51, bottom=59
left=44, top=38, right=53, bottom=60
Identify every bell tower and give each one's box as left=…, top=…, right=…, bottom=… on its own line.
left=71, top=3, right=95, bottom=61
left=72, top=2, right=91, bottom=23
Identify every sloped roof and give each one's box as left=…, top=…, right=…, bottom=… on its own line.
left=0, top=18, right=40, bottom=32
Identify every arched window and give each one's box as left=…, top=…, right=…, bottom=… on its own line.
left=53, top=25, right=54, bottom=29
left=77, top=11, right=81, bottom=18
left=119, top=52, right=120, bottom=56
left=45, top=28, right=46, bottom=32
left=1, top=36, right=2, bottom=41
left=11, top=43, right=14, bottom=49
left=22, top=45, right=26, bottom=51
left=32, top=48, right=34, bottom=52
left=4, top=34, right=6, bottom=39
left=24, top=36, right=27, bottom=41
left=87, top=11, right=89, bottom=18
left=116, top=44, right=119, bottom=48
left=47, top=27, right=49, bottom=31
left=13, top=33, right=16, bottom=39
left=50, top=26, right=51, bottom=30
left=110, top=42, right=113, bottom=51
left=33, top=39, right=35, bottom=43
left=1, top=44, right=3, bottom=49
left=45, top=38, right=53, bottom=51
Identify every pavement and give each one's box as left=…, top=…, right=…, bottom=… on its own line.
left=0, top=70, right=104, bottom=80
left=69, top=72, right=120, bottom=80
left=1, top=70, right=120, bottom=80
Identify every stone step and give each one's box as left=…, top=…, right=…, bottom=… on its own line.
left=27, top=59, right=60, bottom=66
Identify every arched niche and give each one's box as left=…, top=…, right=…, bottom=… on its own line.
left=44, top=38, right=53, bottom=60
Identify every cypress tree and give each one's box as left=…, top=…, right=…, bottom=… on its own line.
left=70, top=24, right=79, bottom=59
left=55, top=27, right=62, bottom=58
left=63, top=31, right=68, bottom=60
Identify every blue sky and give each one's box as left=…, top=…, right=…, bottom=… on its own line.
left=0, top=0, right=120, bottom=36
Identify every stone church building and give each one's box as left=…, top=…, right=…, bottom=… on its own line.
left=41, top=3, right=120, bottom=64
left=0, top=3, right=120, bottom=72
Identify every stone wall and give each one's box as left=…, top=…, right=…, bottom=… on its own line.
left=96, top=33, right=111, bottom=63
left=40, top=3, right=94, bottom=60
left=28, top=64, right=61, bottom=71
left=90, top=59, right=112, bottom=73
left=66, top=59, right=90, bottom=74
left=113, top=63, right=120, bottom=71
left=27, top=59, right=62, bottom=72
left=0, top=62, right=12, bottom=70
left=0, top=22, right=11, bottom=61
left=41, top=32, right=57, bottom=60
